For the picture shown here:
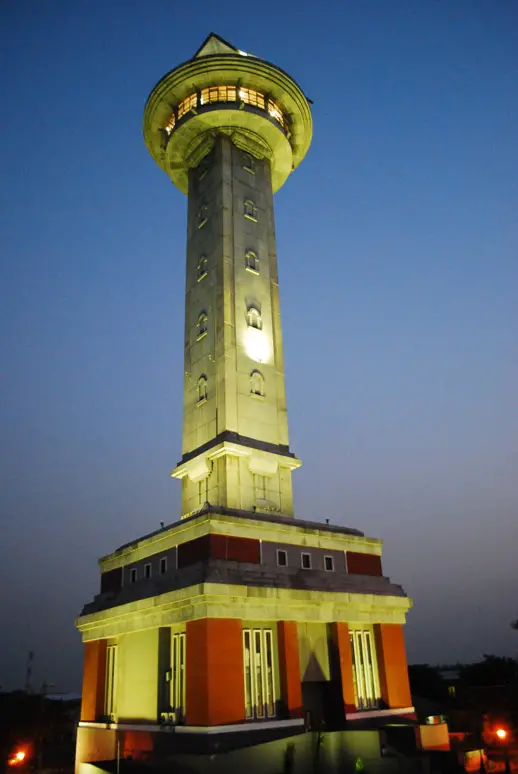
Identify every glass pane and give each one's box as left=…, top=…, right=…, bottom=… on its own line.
left=254, top=630, right=264, bottom=717
left=349, top=633, right=359, bottom=707
left=362, top=632, right=374, bottom=706
left=243, top=630, right=253, bottom=719
left=263, top=630, right=275, bottom=717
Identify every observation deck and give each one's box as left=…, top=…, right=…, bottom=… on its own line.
left=143, top=33, right=313, bottom=193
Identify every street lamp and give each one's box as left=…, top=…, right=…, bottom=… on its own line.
left=496, top=728, right=511, bottom=774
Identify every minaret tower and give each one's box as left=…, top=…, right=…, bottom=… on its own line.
left=143, top=33, right=312, bottom=518
left=76, top=36, right=416, bottom=766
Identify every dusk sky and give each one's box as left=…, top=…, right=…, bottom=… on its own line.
left=1, top=1, right=517, bottom=692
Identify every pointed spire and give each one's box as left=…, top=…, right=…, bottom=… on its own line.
left=194, top=33, right=238, bottom=59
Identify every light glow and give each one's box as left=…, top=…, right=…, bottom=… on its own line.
left=244, top=328, right=270, bottom=364
left=8, top=751, right=26, bottom=767
left=496, top=729, right=507, bottom=740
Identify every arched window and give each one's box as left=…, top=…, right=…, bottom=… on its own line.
left=244, top=199, right=257, bottom=221
left=245, top=250, right=259, bottom=274
left=197, top=375, right=207, bottom=404
left=242, top=153, right=255, bottom=174
left=247, top=306, right=262, bottom=330
left=197, top=204, right=208, bottom=229
left=250, top=370, right=265, bottom=397
left=197, top=311, right=208, bottom=340
left=197, top=256, right=208, bottom=281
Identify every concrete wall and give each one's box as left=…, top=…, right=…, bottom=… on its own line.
left=179, top=136, right=296, bottom=517
left=117, top=629, right=159, bottom=722
left=76, top=727, right=403, bottom=774
left=298, top=622, right=331, bottom=682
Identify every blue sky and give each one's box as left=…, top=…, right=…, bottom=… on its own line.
left=1, top=0, right=517, bottom=691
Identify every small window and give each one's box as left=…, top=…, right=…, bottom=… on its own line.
left=160, top=557, right=167, bottom=575
left=197, top=311, right=208, bottom=340
left=197, top=375, right=208, bottom=404
left=244, top=199, right=257, bottom=221
left=197, top=256, right=208, bottom=281
left=324, top=555, right=334, bottom=572
left=245, top=250, right=259, bottom=274
left=277, top=549, right=288, bottom=567
left=144, top=563, right=151, bottom=579
left=242, top=153, right=255, bottom=174
left=129, top=568, right=137, bottom=584
left=197, top=204, right=208, bottom=229
left=250, top=370, right=265, bottom=397
left=247, top=306, right=262, bottom=330
left=198, top=160, right=209, bottom=181
left=301, top=553, right=311, bottom=570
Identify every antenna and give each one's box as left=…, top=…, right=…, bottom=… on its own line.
left=25, top=650, right=34, bottom=694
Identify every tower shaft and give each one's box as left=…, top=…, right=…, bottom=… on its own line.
left=173, top=134, right=300, bottom=517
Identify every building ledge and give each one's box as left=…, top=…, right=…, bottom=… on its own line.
left=78, top=718, right=304, bottom=734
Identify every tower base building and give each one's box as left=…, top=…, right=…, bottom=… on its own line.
left=75, top=34, right=432, bottom=774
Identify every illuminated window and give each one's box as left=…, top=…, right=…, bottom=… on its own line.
left=197, top=311, right=208, bottom=340
left=129, top=568, right=137, bottom=584
left=144, top=563, right=151, bottom=579
left=104, top=644, right=118, bottom=720
left=177, top=92, right=197, bottom=120
left=267, top=99, right=286, bottom=130
left=277, top=549, right=287, bottom=567
left=349, top=629, right=381, bottom=710
left=164, top=112, right=176, bottom=136
left=239, top=88, right=265, bottom=110
left=197, top=256, right=208, bottom=281
left=200, top=85, right=237, bottom=105
left=197, top=375, right=207, bottom=404
left=242, top=153, right=255, bottom=173
left=243, top=629, right=276, bottom=720
left=448, top=685, right=456, bottom=698
left=245, top=250, right=259, bottom=273
left=324, top=555, right=334, bottom=572
left=301, top=552, right=311, bottom=570
left=250, top=370, right=265, bottom=397
left=160, top=557, right=168, bottom=574
left=247, top=306, right=262, bottom=330
left=169, top=633, right=186, bottom=721
left=197, top=204, right=208, bottom=229
left=244, top=199, right=257, bottom=221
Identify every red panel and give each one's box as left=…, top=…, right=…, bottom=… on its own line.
left=100, top=568, right=122, bottom=594
left=330, top=623, right=356, bottom=714
left=209, top=533, right=227, bottom=560
left=374, top=623, right=412, bottom=708
left=177, top=535, right=211, bottom=568
left=226, top=536, right=261, bottom=563
left=346, top=552, right=383, bottom=576
left=277, top=621, right=303, bottom=718
left=80, top=640, right=107, bottom=721
left=186, top=619, right=245, bottom=726
left=178, top=534, right=261, bottom=567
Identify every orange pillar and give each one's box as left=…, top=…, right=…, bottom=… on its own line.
left=374, top=623, right=412, bottom=708
left=80, top=640, right=107, bottom=721
left=277, top=621, right=303, bottom=718
left=186, top=618, right=245, bottom=726
left=330, top=622, right=356, bottom=714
